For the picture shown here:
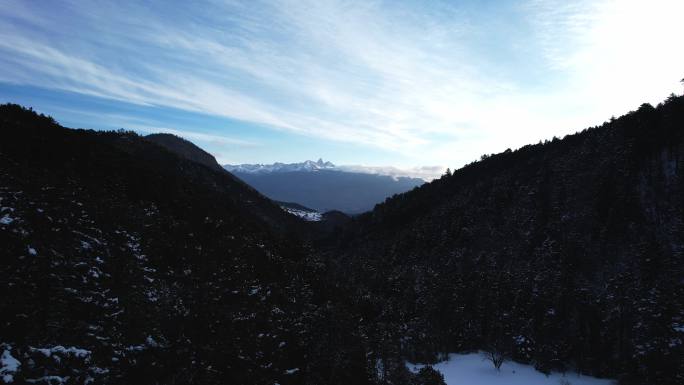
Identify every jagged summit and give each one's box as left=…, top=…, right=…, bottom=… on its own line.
left=223, top=158, right=424, bottom=213
left=224, top=159, right=336, bottom=173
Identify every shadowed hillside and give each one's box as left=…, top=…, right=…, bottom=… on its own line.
left=0, top=104, right=366, bottom=385
left=145, top=133, right=226, bottom=173
left=329, top=95, right=684, bottom=384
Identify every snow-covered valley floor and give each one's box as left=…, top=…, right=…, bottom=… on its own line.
left=407, top=353, right=615, bottom=385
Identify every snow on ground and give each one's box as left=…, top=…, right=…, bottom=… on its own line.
left=0, top=214, right=14, bottom=225
left=1, top=347, right=21, bottom=383
left=281, top=207, right=322, bottom=221
left=407, top=352, right=616, bottom=385
left=30, top=345, right=91, bottom=358
left=25, top=375, right=69, bottom=384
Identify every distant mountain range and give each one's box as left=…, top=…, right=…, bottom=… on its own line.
left=144, top=134, right=349, bottom=221
left=145, top=133, right=400, bottom=218
left=140, top=137, right=423, bottom=215
left=224, top=158, right=336, bottom=174
left=224, top=160, right=425, bottom=214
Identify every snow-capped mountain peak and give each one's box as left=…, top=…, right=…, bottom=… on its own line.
left=224, top=159, right=336, bottom=173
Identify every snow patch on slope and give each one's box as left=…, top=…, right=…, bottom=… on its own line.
left=1, top=347, right=21, bottom=383
left=30, top=346, right=91, bottom=359
left=407, top=352, right=615, bottom=385
left=0, top=214, right=14, bottom=225
left=281, top=207, right=321, bottom=221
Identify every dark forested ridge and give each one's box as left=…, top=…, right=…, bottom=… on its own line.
left=1, top=95, right=683, bottom=385
left=144, top=133, right=226, bottom=173
left=0, top=104, right=357, bottom=385
left=330, top=96, right=684, bottom=384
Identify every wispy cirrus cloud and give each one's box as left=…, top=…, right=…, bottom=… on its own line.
left=0, top=0, right=682, bottom=169
left=135, top=126, right=258, bottom=149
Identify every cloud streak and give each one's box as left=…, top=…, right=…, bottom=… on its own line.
left=0, top=0, right=683, bottom=168
left=337, top=164, right=446, bottom=181
left=136, top=126, right=258, bottom=148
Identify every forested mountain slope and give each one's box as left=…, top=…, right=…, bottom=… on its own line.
left=331, top=96, right=684, bottom=384
left=0, top=104, right=373, bottom=385
left=145, top=133, right=226, bottom=174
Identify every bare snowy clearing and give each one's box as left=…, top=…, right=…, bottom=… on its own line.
left=408, top=352, right=615, bottom=385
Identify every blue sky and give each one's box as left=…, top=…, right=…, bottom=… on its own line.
left=1, top=0, right=683, bottom=178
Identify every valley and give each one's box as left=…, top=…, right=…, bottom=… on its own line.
left=1, top=95, right=683, bottom=385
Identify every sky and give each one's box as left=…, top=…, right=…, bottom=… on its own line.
left=1, top=0, right=683, bottom=179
